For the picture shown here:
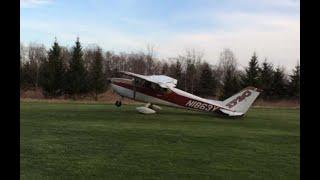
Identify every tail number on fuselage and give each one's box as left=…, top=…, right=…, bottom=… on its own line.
left=185, top=100, right=218, bottom=112
left=226, top=90, right=252, bottom=108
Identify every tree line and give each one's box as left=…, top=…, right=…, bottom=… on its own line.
left=20, top=39, right=300, bottom=101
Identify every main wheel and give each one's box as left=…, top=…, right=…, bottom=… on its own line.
left=115, top=100, right=122, bottom=107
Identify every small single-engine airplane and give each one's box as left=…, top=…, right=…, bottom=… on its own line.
left=109, top=71, right=262, bottom=117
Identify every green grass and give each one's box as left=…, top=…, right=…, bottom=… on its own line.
left=20, top=102, right=300, bottom=180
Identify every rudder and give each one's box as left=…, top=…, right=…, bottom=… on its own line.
left=222, top=87, right=262, bottom=114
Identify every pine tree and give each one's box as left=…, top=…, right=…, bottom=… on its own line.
left=39, top=40, right=65, bottom=97
left=20, top=61, right=37, bottom=89
left=242, top=52, right=260, bottom=87
left=65, top=38, right=88, bottom=97
left=259, top=59, right=274, bottom=100
left=220, top=69, right=241, bottom=100
left=270, top=67, right=287, bottom=99
left=88, top=48, right=106, bottom=100
left=288, top=64, right=300, bottom=100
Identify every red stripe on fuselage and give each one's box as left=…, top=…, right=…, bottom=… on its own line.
left=113, top=81, right=220, bottom=112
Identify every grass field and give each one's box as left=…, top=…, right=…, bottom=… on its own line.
left=20, top=101, right=300, bottom=180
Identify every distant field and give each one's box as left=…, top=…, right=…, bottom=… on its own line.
left=20, top=102, right=300, bottom=180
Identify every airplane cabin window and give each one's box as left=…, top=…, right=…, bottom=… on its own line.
left=134, top=79, right=140, bottom=86
left=159, top=87, right=168, bottom=94
left=143, top=81, right=151, bottom=88
left=151, top=83, right=157, bottom=90
left=134, top=79, right=145, bottom=87
left=133, top=79, right=167, bottom=94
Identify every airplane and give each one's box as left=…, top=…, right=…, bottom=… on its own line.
left=109, top=71, right=262, bottom=117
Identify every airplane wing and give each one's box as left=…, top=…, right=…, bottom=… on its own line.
left=120, top=71, right=177, bottom=88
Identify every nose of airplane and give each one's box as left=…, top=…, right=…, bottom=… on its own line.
left=108, top=78, right=121, bottom=84
left=108, top=77, right=133, bottom=86
left=108, top=78, right=118, bottom=93
left=108, top=77, right=133, bottom=97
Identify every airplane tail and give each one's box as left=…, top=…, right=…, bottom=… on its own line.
left=221, top=87, right=262, bottom=115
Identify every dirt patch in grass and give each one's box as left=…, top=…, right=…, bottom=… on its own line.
left=20, top=88, right=44, bottom=99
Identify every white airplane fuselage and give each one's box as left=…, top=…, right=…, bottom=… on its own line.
left=109, top=71, right=262, bottom=117
left=110, top=77, right=243, bottom=116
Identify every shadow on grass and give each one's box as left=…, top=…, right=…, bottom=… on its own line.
left=98, top=104, right=245, bottom=121
left=161, top=111, right=244, bottom=120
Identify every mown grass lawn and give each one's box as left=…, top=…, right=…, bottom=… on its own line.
left=20, top=101, right=300, bottom=179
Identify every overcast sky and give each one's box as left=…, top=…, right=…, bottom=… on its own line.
left=20, top=0, right=300, bottom=70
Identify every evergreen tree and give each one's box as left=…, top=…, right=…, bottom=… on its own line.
left=198, top=62, right=217, bottom=97
left=20, top=61, right=37, bottom=89
left=270, top=67, right=287, bottom=99
left=88, top=48, right=106, bottom=100
left=65, top=38, right=88, bottom=97
left=259, top=59, right=274, bottom=100
left=242, top=52, right=260, bottom=87
left=39, top=40, right=65, bottom=97
left=288, top=64, right=300, bottom=100
left=220, top=69, right=241, bottom=100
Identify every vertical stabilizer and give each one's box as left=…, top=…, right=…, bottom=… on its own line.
left=222, top=87, right=262, bottom=114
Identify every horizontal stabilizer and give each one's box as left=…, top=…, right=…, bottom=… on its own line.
left=219, top=109, right=244, bottom=116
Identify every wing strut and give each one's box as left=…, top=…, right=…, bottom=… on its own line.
left=133, top=78, right=136, bottom=100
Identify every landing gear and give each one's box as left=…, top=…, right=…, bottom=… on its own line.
left=144, top=103, right=162, bottom=111
left=145, top=103, right=152, bottom=108
left=115, top=96, right=124, bottom=107
left=136, top=103, right=162, bottom=114
left=115, top=100, right=122, bottom=107
left=150, top=104, right=162, bottom=112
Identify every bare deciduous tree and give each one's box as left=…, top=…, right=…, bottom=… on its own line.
left=146, top=44, right=155, bottom=74
left=27, top=43, right=47, bottom=88
left=217, top=48, right=238, bottom=81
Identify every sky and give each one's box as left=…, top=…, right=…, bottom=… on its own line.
left=20, top=0, right=300, bottom=70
